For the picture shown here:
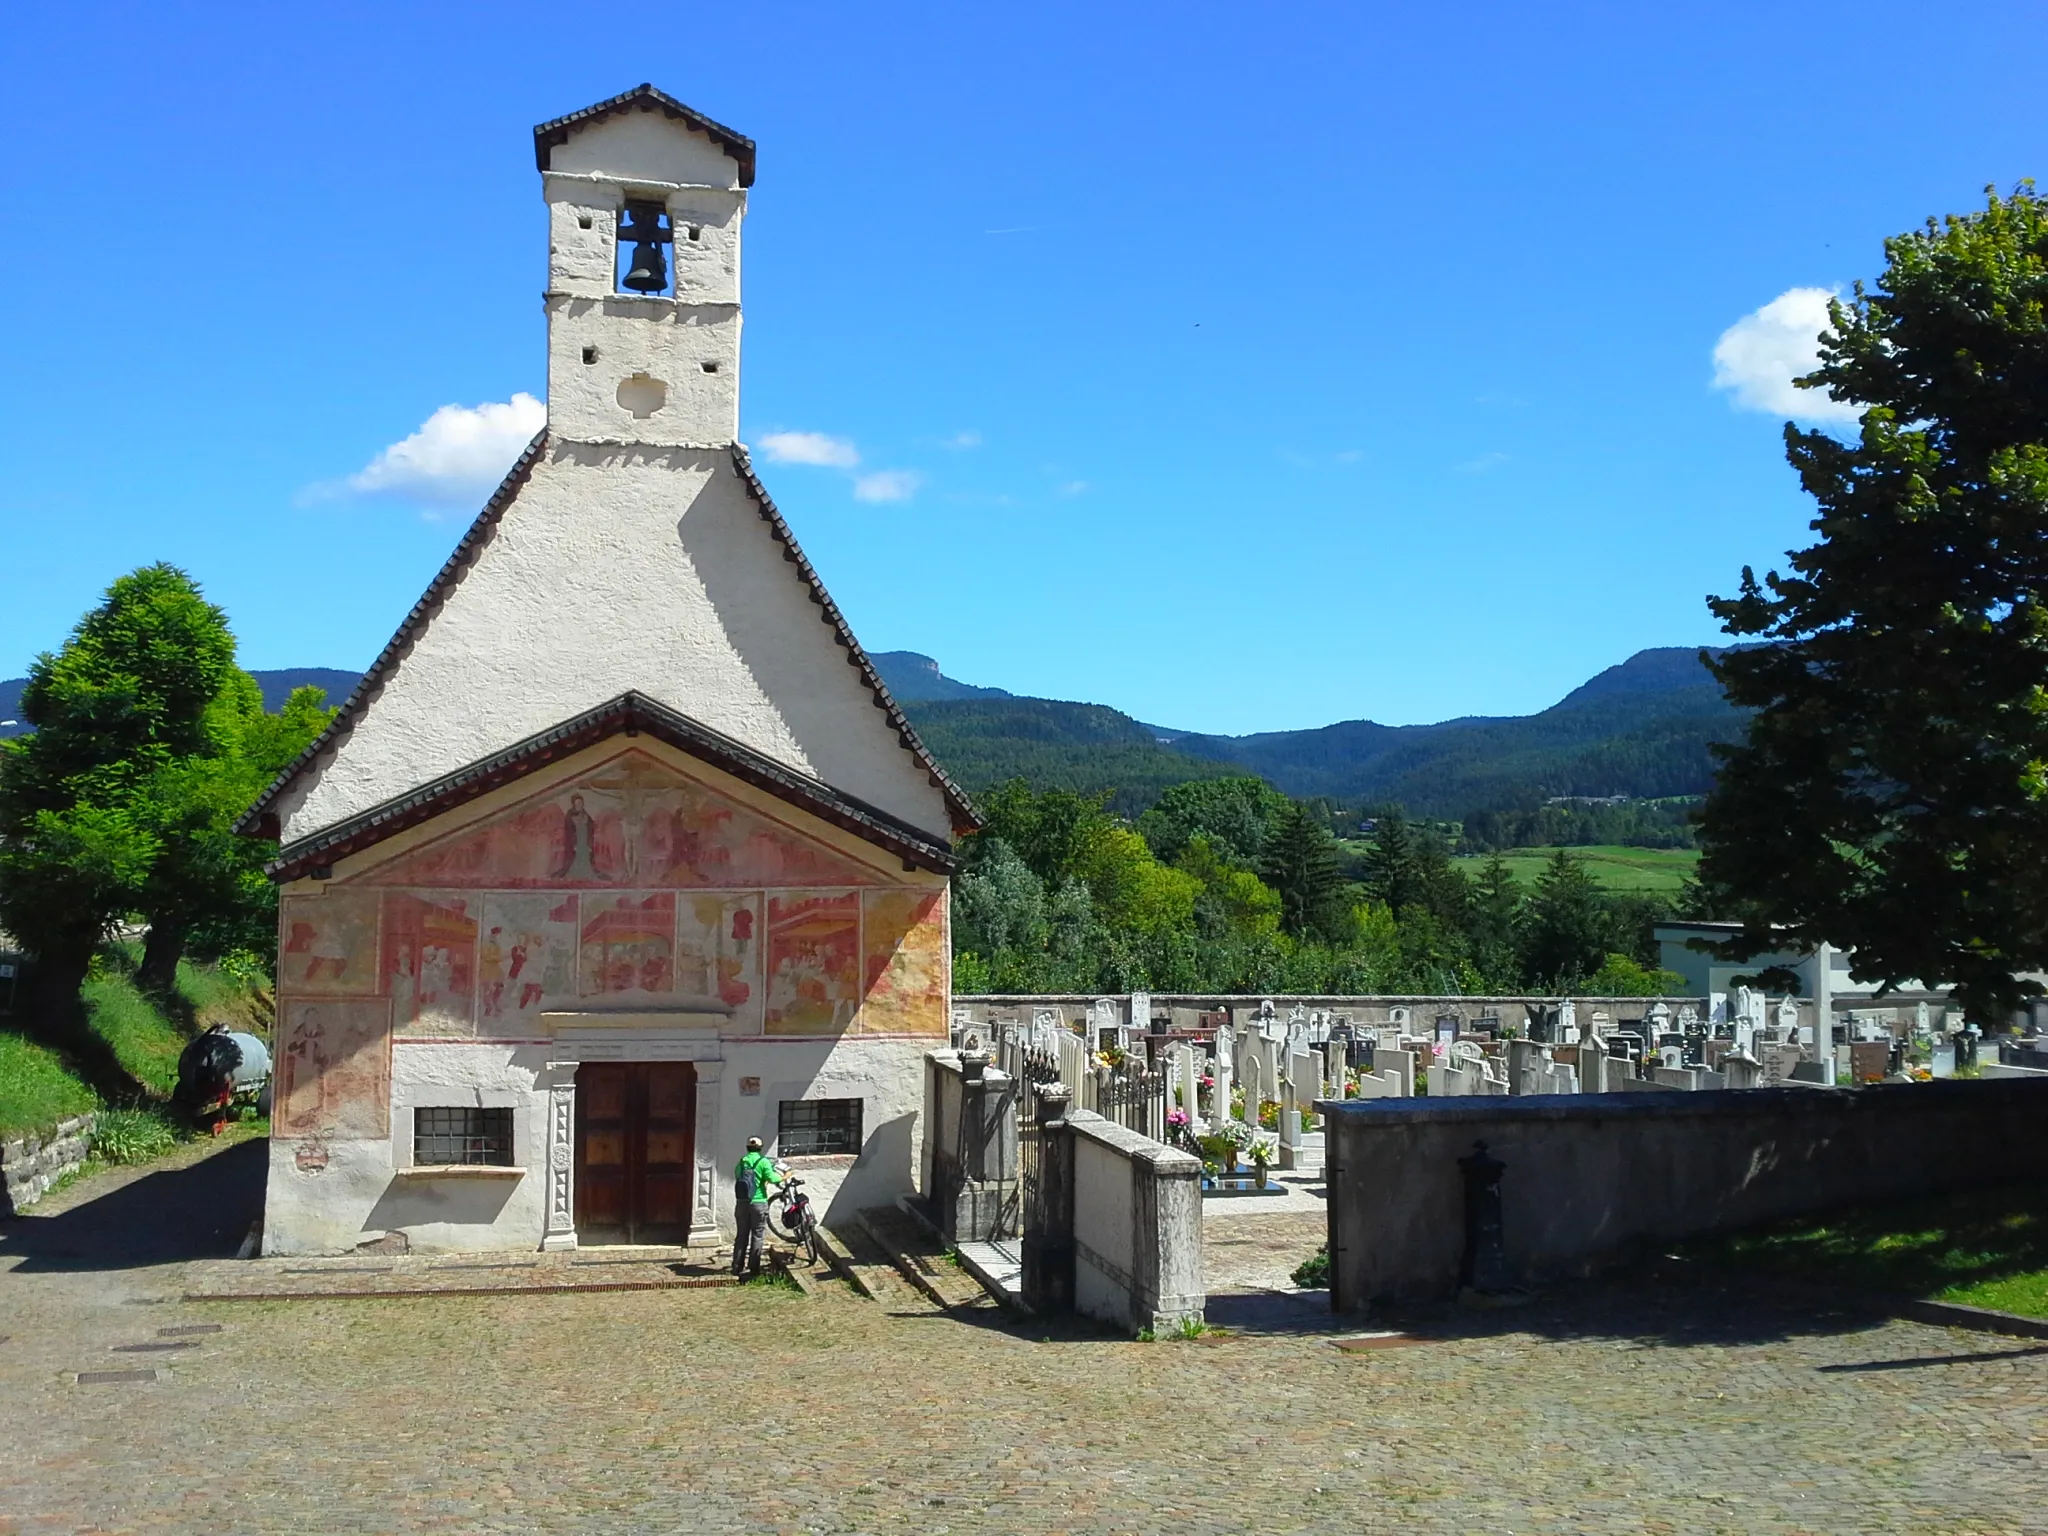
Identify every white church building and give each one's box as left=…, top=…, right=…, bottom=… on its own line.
left=240, top=85, right=976, bottom=1255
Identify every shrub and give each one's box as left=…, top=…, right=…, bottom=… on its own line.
left=92, top=1107, right=182, bottom=1164
left=1291, top=1242, right=1331, bottom=1289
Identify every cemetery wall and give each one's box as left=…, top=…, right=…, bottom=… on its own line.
left=1067, top=1109, right=1205, bottom=1335
left=1322, top=1079, right=2048, bottom=1308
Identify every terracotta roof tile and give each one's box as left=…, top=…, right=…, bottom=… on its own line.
left=533, top=84, right=756, bottom=187
left=265, top=690, right=957, bottom=883
left=239, top=434, right=980, bottom=846
left=729, top=443, right=981, bottom=835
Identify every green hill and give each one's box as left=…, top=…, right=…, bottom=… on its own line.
left=905, top=647, right=1745, bottom=818
left=901, top=697, right=1236, bottom=816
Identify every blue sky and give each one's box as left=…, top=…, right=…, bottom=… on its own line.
left=2, top=1, right=2041, bottom=734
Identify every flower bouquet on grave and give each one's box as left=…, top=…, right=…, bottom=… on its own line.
left=1248, top=1135, right=1276, bottom=1188
left=1196, top=1131, right=1239, bottom=1172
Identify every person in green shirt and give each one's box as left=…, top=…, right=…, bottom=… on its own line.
left=731, top=1137, right=781, bottom=1277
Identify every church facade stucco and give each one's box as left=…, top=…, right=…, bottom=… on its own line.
left=253, top=86, right=965, bottom=1256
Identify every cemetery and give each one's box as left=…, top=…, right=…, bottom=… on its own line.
left=926, top=980, right=2048, bottom=1336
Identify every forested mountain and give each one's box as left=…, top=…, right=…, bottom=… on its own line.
left=870, top=651, right=1014, bottom=702
left=902, top=647, right=1743, bottom=816
left=901, top=697, right=1238, bottom=816
left=4, top=648, right=1741, bottom=819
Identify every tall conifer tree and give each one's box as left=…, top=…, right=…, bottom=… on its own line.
left=1700, top=186, right=2048, bottom=1022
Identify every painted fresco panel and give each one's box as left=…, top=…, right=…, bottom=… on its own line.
left=676, top=892, right=761, bottom=1030
left=478, top=893, right=579, bottom=1033
left=365, top=750, right=880, bottom=890
left=861, top=889, right=948, bottom=1037
left=278, top=891, right=380, bottom=996
left=384, top=892, right=480, bottom=1036
left=579, top=892, right=677, bottom=999
left=765, top=891, right=861, bottom=1035
left=277, top=999, right=391, bottom=1139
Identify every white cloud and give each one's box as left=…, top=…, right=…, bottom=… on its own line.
left=1054, top=479, right=1089, bottom=498
left=1712, top=287, right=1860, bottom=424
left=942, top=430, right=983, bottom=450
left=852, top=469, right=923, bottom=503
left=759, top=430, right=860, bottom=468
left=344, top=393, right=545, bottom=509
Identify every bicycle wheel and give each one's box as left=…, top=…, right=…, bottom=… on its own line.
left=765, top=1193, right=803, bottom=1243
left=801, top=1218, right=823, bottom=1267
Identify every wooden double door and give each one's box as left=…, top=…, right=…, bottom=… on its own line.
left=574, top=1061, right=696, bottom=1245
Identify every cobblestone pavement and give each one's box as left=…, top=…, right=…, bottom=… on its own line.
left=3, top=1145, right=2045, bottom=1535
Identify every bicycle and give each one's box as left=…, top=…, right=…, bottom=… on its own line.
left=765, top=1169, right=822, bottom=1266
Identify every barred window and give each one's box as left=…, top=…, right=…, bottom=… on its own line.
left=777, top=1098, right=863, bottom=1157
left=413, top=1107, right=515, bottom=1167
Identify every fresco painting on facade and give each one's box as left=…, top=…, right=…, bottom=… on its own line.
left=766, top=891, right=861, bottom=1034
left=383, top=892, right=480, bottom=1035
left=372, top=750, right=883, bottom=892
left=579, top=891, right=678, bottom=999
left=278, top=891, right=381, bottom=995
left=277, top=999, right=393, bottom=1138
left=478, top=892, right=580, bottom=1030
left=862, top=889, right=949, bottom=1037
left=676, top=891, right=761, bottom=1026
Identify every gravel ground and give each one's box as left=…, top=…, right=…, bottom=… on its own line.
left=2, top=1140, right=2043, bottom=1535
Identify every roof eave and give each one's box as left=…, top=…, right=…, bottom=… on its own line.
left=265, top=691, right=958, bottom=885
left=532, top=83, right=757, bottom=187
left=234, top=428, right=552, bottom=839
left=728, top=444, right=983, bottom=835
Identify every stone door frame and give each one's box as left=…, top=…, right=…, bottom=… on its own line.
left=539, top=1011, right=725, bottom=1251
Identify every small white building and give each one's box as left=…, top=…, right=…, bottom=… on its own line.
left=241, top=85, right=976, bottom=1255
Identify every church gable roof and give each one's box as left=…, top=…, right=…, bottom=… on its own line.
left=238, top=436, right=979, bottom=845
left=534, top=84, right=757, bottom=186
left=266, top=691, right=957, bottom=884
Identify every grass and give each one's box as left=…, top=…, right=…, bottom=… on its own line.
left=0, top=1031, right=98, bottom=1139
left=1451, top=844, right=1701, bottom=896
left=1692, top=1181, right=2048, bottom=1320
left=2, top=946, right=273, bottom=1141
left=79, top=966, right=188, bottom=1097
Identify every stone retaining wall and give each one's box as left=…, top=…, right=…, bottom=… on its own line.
left=1321, top=1079, right=2048, bottom=1309
left=1, top=1114, right=97, bottom=1216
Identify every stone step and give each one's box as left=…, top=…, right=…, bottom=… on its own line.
left=855, top=1204, right=991, bottom=1311
left=817, top=1221, right=940, bottom=1313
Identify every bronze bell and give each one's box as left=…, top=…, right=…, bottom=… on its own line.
left=622, top=242, right=669, bottom=293
left=618, top=200, right=673, bottom=294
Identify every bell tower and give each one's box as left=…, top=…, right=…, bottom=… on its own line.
left=533, top=85, right=756, bottom=448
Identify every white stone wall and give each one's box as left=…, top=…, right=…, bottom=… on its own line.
left=262, top=1034, right=932, bottom=1255
left=275, top=450, right=953, bottom=843
left=545, top=110, right=742, bottom=189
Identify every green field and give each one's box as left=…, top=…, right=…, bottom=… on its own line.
left=1450, top=844, right=1700, bottom=895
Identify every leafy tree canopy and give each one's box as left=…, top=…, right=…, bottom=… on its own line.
left=1137, top=776, right=1291, bottom=865
left=1699, top=185, right=2048, bottom=1022
left=0, top=566, right=332, bottom=1019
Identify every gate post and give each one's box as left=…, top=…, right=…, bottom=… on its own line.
left=1022, top=1083, right=1075, bottom=1314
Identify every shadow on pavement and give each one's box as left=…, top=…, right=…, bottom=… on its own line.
left=1204, top=1288, right=1350, bottom=1335
left=1819, top=1344, right=2048, bottom=1373
left=0, top=1138, right=266, bottom=1271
